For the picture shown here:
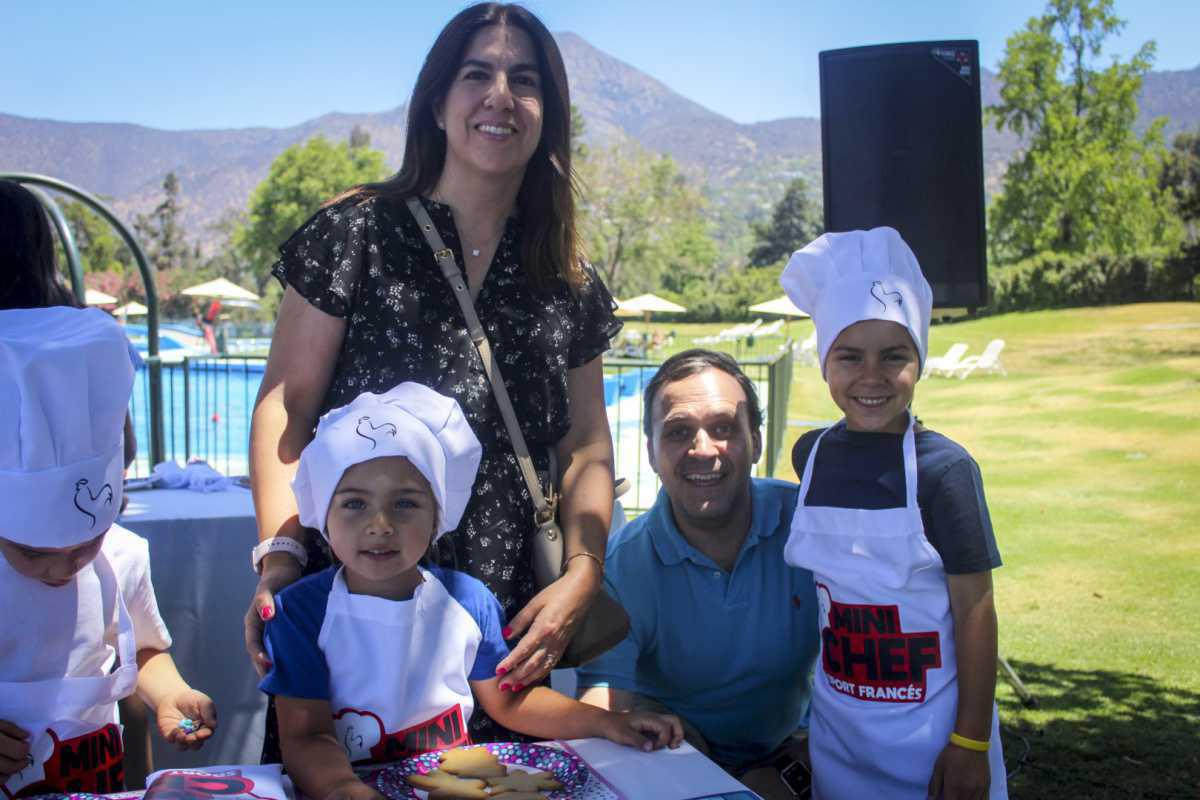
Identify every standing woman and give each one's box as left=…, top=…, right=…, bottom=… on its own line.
left=244, top=3, right=621, bottom=751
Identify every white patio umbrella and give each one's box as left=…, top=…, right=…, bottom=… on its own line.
left=616, top=293, right=687, bottom=322
left=747, top=295, right=809, bottom=318
left=180, top=277, right=260, bottom=302
left=748, top=295, right=812, bottom=342
left=84, top=288, right=118, bottom=306
left=112, top=301, right=149, bottom=317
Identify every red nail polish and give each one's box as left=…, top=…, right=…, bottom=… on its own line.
left=260, top=606, right=273, bottom=621
left=496, top=667, right=508, bottom=677
left=513, top=683, right=525, bottom=692
left=499, top=683, right=510, bottom=692
left=501, top=626, right=513, bottom=638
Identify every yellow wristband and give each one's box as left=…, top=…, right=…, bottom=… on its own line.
left=949, top=732, right=990, bottom=752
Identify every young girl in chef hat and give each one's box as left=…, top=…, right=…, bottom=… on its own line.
left=262, top=382, right=681, bottom=799
left=0, top=306, right=215, bottom=799
left=780, top=228, right=1007, bottom=800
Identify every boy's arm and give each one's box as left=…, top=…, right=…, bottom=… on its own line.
left=473, top=678, right=681, bottom=750
left=275, top=697, right=381, bottom=800
left=927, top=571, right=997, bottom=800
left=135, top=649, right=216, bottom=750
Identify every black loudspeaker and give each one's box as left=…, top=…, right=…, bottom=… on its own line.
left=820, top=41, right=986, bottom=308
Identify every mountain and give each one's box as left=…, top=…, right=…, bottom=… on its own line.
left=1, top=35, right=1196, bottom=256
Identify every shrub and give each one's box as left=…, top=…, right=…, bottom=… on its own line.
left=987, top=248, right=1196, bottom=312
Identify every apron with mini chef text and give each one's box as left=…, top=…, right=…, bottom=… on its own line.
left=321, top=567, right=475, bottom=766
left=784, top=418, right=1006, bottom=799
left=1, top=552, right=137, bottom=798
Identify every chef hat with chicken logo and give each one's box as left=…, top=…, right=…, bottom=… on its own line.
left=293, top=383, right=482, bottom=540
left=780, top=226, right=933, bottom=377
left=0, top=307, right=135, bottom=548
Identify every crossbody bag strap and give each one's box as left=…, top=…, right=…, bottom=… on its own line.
left=406, top=197, right=557, bottom=524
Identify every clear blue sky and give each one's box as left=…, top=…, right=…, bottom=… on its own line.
left=2, top=0, right=1195, bottom=130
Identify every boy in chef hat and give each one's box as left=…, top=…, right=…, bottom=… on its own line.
left=0, top=307, right=215, bottom=798
left=779, top=228, right=1007, bottom=800
left=262, top=383, right=681, bottom=799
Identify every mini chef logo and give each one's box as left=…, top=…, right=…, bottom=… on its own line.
left=355, top=415, right=398, bottom=450
left=72, top=478, right=114, bottom=529
left=818, top=583, right=941, bottom=703
left=334, top=704, right=468, bottom=764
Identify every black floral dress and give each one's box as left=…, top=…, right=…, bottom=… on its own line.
left=261, top=194, right=621, bottom=754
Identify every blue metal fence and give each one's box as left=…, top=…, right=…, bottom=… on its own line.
left=129, top=345, right=794, bottom=516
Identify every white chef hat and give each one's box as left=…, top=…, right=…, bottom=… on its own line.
left=293, top=383, right=482, bottom=540
left=780, top=227, right=933, bottom=377
left=0, top=307, right=134, bottom=548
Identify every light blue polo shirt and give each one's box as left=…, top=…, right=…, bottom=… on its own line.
left=577, top=478, right=819, bottom=771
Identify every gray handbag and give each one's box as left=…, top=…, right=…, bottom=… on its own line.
left=406, top=197, right=630, bottom=667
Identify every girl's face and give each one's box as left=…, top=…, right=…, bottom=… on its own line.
left=326, top=456, right=438, bottom=600
left=0, top=530, right=107, bottom=587
left=436, top=24, right=544, bottom=184
left=824, top=320, right=920, bottom=434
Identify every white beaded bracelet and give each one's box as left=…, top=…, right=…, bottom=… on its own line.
left=251, top=536, right=309, bottom=575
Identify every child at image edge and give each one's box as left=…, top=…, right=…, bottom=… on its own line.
left=780, top=228, right=1008, bottom=800
left=260, top=382, right=682, bottom=800
left=0, top=307, right=215, bottom=799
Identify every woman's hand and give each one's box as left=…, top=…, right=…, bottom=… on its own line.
left=597, top=710, right=684, bottom=752
left=494, top=559, right=602, bottom=689
left=244, top=556, right=303, bottom=678
left=927, top=743, right=990, bottom=800
left=155, top=689, right=217, bottom=751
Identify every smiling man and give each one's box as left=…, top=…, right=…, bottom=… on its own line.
left=577, top=349, right=819, bottom=797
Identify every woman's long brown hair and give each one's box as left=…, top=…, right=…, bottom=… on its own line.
left=337, top=3, right=584, bottom=292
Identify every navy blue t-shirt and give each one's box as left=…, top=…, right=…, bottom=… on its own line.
left=792, top=423, right=1001, bottom=574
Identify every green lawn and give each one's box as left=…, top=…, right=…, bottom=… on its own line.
left=630, top=304, right=1200, bottom=798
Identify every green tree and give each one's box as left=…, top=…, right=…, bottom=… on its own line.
left=747, top=176, right=822, bottom=267
left=235, top=135, right=388, bottom=292
left=1163, top=128, right=1200, bottom=239
left=349, top=125, right=372, bottom=150
left=570, top=104, right=589, bottom=162
left=135, top=172, right=195, bottom=271
left=577, top=143, right=717, bottom=297
left=988, top=0, right=1181, bottom=262
left=55, top=197, right=134, bottom=275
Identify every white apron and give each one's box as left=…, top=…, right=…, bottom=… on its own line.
left=321, top=568, right=474, bottom=766
left=784, top=418, right=1006, bottom=800
left=1, top=553, right=138, bottom=799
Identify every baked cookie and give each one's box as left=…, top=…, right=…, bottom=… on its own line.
left=437, top=746, right=508, bottom=778
left=485, top=770, right=563, bottom=793
left=404, top=769, right=489, bottom=799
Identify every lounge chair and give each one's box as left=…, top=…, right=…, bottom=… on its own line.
left=955, top=339, right=1006, bottom=379
left=795, top=331, right=818, bottom=366
left=923, top=342, right=969, bottom=378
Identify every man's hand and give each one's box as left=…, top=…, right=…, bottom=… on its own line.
left=0, top=720, right=30, bottom=781
left=927, top=742, right=989, bottom=800
left=155, top=689, right=217, bottom=751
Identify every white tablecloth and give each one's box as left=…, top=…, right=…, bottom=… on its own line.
left=120, top=487, right=265, bottom=771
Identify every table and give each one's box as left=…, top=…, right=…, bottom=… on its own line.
left=120, top=487, right=265, bottom=771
